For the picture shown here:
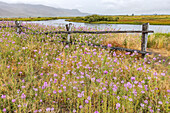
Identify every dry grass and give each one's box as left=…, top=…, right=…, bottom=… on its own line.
left=102, top=34, right=141, bottom=50
left=147, top=33, right=170, bottom=50
left=102, top=33, right=170, bottom=56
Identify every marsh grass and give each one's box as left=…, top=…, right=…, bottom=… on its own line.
left=67, top=15, right=170, bottom=25
left=0, top=21, right=169, bottom=113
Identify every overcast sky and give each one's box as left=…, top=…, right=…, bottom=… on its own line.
left=0, top=0, right=170, bottom=15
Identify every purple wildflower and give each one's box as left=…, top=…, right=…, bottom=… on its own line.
left=58, top=90, right=62, bottom=93
left=3, top=108, right=6, bottom=112
left=21, top=93, right=26, bottom=99
left=51, top=108, right=54, bottom=111
left=129, top=98, right=133, bottom=101
left=87, top=96, right=91, bottom=100
left=116, top=103, right=120, bottom=109
left=140, top=103, right=145, bottom=108
left=1, top=95, right=6, bottom=99
left=158, top=101, right=162, bottom=104
left=79, top=105, right=83, bottom=109
left=107, top=44, right=112, bottom=47
left=73, top=109, right=76, bottom=113
left=144, top=100, right=148, bottom=104
left=12, top=99, right=16, bottom=103
left=104, top=70, right=108, bottom=74
left=18, top=105, right=21, bottom=107
left=46, top=108, right=51, bottom=111
left=131, top=77, right=135, bottom=81
left=54, top=73, right=57, bottom=77
left=38, top=109, right=42, bottom=112
left=85, top=100, right=89, bottom=103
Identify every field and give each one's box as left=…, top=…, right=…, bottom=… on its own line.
left=0, top=21, right=169, bottom=112
left=67, top=15, right=170, bottom=25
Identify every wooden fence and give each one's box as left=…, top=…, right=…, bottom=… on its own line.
left=2, top=21, right=154, bottom=58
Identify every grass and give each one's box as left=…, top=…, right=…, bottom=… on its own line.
left=0, top=21, right=169, bottom=113
left=67, top=15, right=170, bottom=25
left=0, top=17, right=73, bottom=21
left=148, top=33, right=170, bottom=50
left=1, top=15, right=170, bottom=25
left=102, top=33, right=170, bottom=51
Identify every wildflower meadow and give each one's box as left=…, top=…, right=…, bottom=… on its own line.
left=0, top=21, right=169, bottom=113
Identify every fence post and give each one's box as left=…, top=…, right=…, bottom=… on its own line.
left=66, top=23, right=72, bottom=42
left=66, top=24, right=69, bottom=42
left=141, top=23, right=149, bottom=58
left=15, top=21, right=21, bottom=34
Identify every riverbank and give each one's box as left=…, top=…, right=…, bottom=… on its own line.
left=0, top=17, right=73, bottom=21
left=1, top=15, right=170, bottom=25
left=66, top=19, right=170, bottom=25
left=67, top=15, right=170, bottom=25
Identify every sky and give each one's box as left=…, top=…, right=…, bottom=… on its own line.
left=0, top=0, right=170, bottom=15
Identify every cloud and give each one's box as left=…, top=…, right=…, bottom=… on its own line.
left=0, top=0, right=170, bottom=14
left=99, top=0, right=170, bottom=14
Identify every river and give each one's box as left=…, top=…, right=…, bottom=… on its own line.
left=26, top=19, right=170, bottom=33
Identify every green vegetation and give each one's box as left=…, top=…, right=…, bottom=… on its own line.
left=67, top=15, right=170, bottom=25
left=1, top=15, right=170, bottom=25
left=72, top=15, right=119, bottom=23
left=0, top=17, right=73, bottom=21
left=0, top=21, right=169, bottom=112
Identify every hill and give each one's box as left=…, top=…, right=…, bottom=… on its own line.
left=0, top=1, right=88, bottom=17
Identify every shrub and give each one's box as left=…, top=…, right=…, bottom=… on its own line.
left=80, top=15, right=119, bottom=22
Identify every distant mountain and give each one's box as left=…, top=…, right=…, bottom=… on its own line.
left=0, top=1, right=88, bottom=17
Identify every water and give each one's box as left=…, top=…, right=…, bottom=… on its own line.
left=26, top=19, right=170, bottom=33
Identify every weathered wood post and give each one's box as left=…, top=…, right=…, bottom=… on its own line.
left=141, top=23, right=149, bottom=58
left=15, top=21, right=21, bottom=34
left=65, top=24, right=69, bottom=45
left=66, top=23, right=72, bottom=43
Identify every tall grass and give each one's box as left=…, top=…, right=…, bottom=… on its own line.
left=147, top=33, right=170, bottom=50
left=102, top=34, right=141, bottom=50
left=0, top=21, right=169, bottom=113
left=102, top=33, right=170, bottom=51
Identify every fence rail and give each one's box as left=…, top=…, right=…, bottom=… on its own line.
left=43, top=30, right=153, bottom=34
left=0, top=25, right=15, bottom=28
left=0, top=21, right=154, bottom=58
left=61, top=41, right=152, bottom=55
